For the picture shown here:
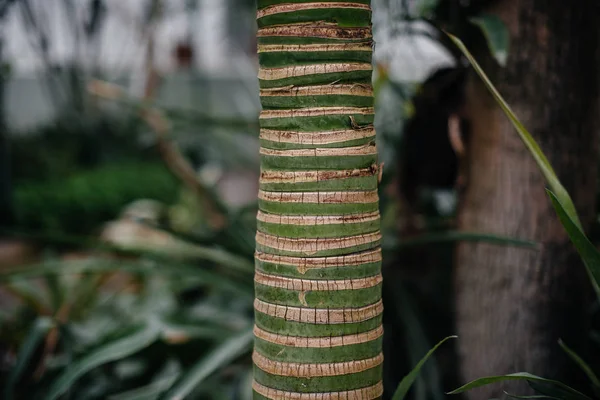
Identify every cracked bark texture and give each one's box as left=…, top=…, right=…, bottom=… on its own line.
left=253, top=1, right=383, bottom=399
left=455, top=1, right=600, bottom=398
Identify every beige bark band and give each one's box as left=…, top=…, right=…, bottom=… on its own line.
left=255, top=248, right=382, bottom=268
left=259, top=63, right=372, bottom=80
left=253, top=380, right=384, bottom=399
left=260, top=107, right=374, bottom=119
left=257, top=23, right=373, bottom=40
left=254, top=298, right=383, bottom=323
left=258, top=190, right=379, bottom=204
left=258, top=43, right=372, bottom=54
left=253, top=325, right=384, bottom=347
left=258, top=2, right=371, bottom=19
left=253, top=351, right=383, bottom=377
left=257, top=211, right=379, bottom=226
left=259, top=168, right=377, bottom=184
left=260, top=144, right=377, bottom=158
left=260, top=127, right=374, bottom=146
left=260, top=84, right=372, bottom=98
left=255, top=270, right=382, bottom=291
left=255, top=231, right=382, bottom=253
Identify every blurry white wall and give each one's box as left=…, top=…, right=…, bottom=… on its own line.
left=1, top=0, right=258, bottom=132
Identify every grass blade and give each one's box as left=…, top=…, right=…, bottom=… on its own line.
left=0, top=259, right=253, bottom=298
left=446, top=33, right=582, bottom=230
left=4, top=317, right=54, bottom=400
left=398, top=231, right=538, bottom=249
left=392, top=336, right=457, bottom=400
left=393, top=284, right=445, bottom=400
left=558, top=339, right=600, bottom=389
left=158, top=328, right=253, bottom=400
left=447, top=372, right=592, bottom=400
left=108, top=376, right=180, bottom=400
left=44, top=322, right=160, bottom=400
left=2, top=280, right=50, bottom=314
left=547, top=191, right=600, bottom=296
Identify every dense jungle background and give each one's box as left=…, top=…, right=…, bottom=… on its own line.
left=1, top=0, right=600, bottom=399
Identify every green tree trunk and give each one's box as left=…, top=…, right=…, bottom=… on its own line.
left=252, top=1, right=383, bottom=398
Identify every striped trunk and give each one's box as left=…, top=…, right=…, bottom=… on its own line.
left=253, top=1, right=383, bottom=399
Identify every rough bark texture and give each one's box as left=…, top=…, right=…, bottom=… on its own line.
left=455, top=1, right=600, bottom=398
left=253, top=1, right=383, bottom=398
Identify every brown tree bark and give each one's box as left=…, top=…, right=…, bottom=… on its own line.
left=455, top=1, right=600, bottom=398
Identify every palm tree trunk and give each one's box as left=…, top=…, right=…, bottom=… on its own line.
left=252, top=1, right=383, bottom=398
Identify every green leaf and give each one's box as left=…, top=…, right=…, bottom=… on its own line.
left=3, top=280, right=50, bottom=314
left=4, top=317, right=54, bottom=400
left=469, top=14, right=510, bottom=66
left=392, top=336, right=457, bottom=400
left=45, top=273, right=64, bottom=313
left=547, top=191, right=600, bottom=296
left=44, top=322, right=160, bottom=400
left=559, top=339, right=600, bottom=389
left=0, top=229, right=255, bottom=276
left=397, top=231, right=538, bottom=249
left=446, top=33, right=583, bottom=231
left=447, top=372, right=592, bottom=400
left=528, top=380, right=592, bottom=400
left=158, top=328, right=254, bottom=400
left=158, top=317, right=234, bottom=343
left=393, top=283, right=445, bottom=400
left=0, top=259, right=253, bottom=296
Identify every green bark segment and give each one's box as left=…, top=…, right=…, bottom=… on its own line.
left=253, top=1, right=382, bottom=399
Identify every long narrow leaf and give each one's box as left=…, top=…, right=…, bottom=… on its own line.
left=158, top=328, right=254, bottom=400
left=0, top=229, right=254, bottom=276
left=446, top=33, right=582, bottom=230
left=528, top=380, right=593, bottom=400
left=158, top=318, right=234, bottom=343
left=398, top=231, right=538, bottom=249
left=0, top=259, right=253, bottom=297
left=547, top=191, right=600, bottom=296
left=4, top=317, right=54, bottom=400
left=3, top=280, right=50, bottom=314
left=44, top=323, right=160, bottom=400
left=394, top=284, right=445, bottom=400
left=108, top=376, right=180, bottom=400
left=447, top=372, right=592, bottom=400
left=392, top=336, right=457, bottom=400
left=559, top=339, right=600, bottom=389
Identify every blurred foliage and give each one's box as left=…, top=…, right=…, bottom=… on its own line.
left=0, top=257, right=254, bottom=399
left=9, top=113, right=148, bottom=183
left=13, top=162, right=179, bottom=235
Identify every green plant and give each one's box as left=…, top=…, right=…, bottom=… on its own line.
left=0, top=253, right=255, bottom=400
